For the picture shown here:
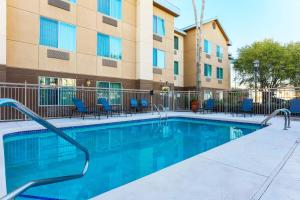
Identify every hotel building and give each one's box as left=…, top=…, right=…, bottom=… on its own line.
left=0, top=0, right=231, bottom=95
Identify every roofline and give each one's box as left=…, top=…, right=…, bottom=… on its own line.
left=153, top=0, right=180, bottom=17
left=181, top=18, right=232, bottom=46
left=174, top=28, right=186, bottom=36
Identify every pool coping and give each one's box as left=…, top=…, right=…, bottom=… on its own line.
left=0, top=113, right=299, bottom=199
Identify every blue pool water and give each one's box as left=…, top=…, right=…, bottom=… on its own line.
left=4, top=118, right=261, bottom=199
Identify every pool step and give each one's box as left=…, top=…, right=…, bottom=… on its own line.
left=18, top=194, right=61, bottom=200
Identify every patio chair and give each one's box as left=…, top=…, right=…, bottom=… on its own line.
left=130, top=98, right=138, bottom=113
left=290, top=98, right=300, bottom=116
left=240, top=98, right=253, bottom=117
left=140, top=99, right=149, bottom=112
left=201, top=99, right=215, bottom=114
left=71, top=98, right=98, bottom=119
left=97, top=98, right=121, bottom=118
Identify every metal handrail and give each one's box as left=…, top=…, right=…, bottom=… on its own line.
left=152, top=104, right=161, bottom=117
left=261, top=108, right=291, bottom=130
left=158, top=104, right=168, bottom=119
left=0, top=99, right=90, bottom=200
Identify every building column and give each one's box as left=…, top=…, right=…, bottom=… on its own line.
left=136, top=0, right=153, bottom=89
left=0, top=0, right=7, bottom=82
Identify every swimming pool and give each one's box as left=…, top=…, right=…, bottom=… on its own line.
left=3, top=117, right=261, bottom=199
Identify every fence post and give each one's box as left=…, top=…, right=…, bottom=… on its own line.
left=24, top=81, right=27, bottom=121
left=188, top=91, right=191, bottom=110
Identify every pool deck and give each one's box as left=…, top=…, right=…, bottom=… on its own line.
left=0, top=112, right=300, bottom=200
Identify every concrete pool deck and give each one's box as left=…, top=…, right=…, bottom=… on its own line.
left=0, top=112, right=299, bottom=199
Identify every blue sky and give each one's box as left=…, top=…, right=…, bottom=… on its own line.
left=169, top=0, right=300, bottom=57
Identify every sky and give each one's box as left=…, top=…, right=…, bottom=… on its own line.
left=168, top=0, right=300, bottom=57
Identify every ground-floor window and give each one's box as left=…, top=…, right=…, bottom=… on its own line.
left=96, top=81, right=122, bottom=105
left=39, top=76, right=76, bottom=106
left=204, top=90, right=212, bottom=101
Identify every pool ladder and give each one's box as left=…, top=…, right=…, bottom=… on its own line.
left=261, top=108, right=291, bottom=130
left=0, top=99, right=90, bottom=200
left=152, top=104, right=168, bottom=120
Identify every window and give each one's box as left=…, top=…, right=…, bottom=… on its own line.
left=204, top=90, right=212, bottom=101
left=204, top=39, right=212, bottom=54
left=96, top=81, right=122, bottom=105
left=153, top=15, right=165, bottom=36
left=69, top=0, right=76, bottom=3
left=40, top=17, right=76, bottom=52
left=39, top=76, right=76, bottom=106
left=174, top=36, right=179, bottom=50
left=153, top=48, right=165, bottom=69
left=204, top=64, right=212, bottom=77
left=97, top=33, right=122, bottom=60
left=217, top=67, right=223, bottom=80
left=216, top=45, right=224, bottom=58
left=98, top=0, right=122, bottom=20
left=174, top=61, right=179, bottom=75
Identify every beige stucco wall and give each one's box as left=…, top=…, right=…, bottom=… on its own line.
left=184, top=22, right=230, bottom=90
left=136, top=0, right=153, bottom=81
left=153, top=5, right=175, bottom=86
left=6, top=0, right=137, bottom=82
left=174, top=32, right=184, bottom=87
left=0, top=0, right=7, bottom=65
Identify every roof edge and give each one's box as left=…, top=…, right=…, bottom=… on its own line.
left=181, top=18, right=232, bottom=46
left=153, top=0, right=180, bottom=17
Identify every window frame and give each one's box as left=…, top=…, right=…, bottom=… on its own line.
left=96, top=81, right=123, bottom=105
left=39, top=17, right=76, bottom=52
left=204, top=63, right=212, bottom=78
left=217, top=67, right=224, bottom=80
left=174, top=36, right=179, bottom=50
left=204, top=39, right=212, bottom=55
left=97, top=32, right=122, bottom=60
left=153, top=15, right=165, bottom=37
left=174, top=61, right=179, bottom=75
left=38, top=76, right=76, bottom=107
left=216, top=45, right=224, bottom=58
left=153, top=48, right=165, bottom=69
left=97, top=0, right=123, bottom=20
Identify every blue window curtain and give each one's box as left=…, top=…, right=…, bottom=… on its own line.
left=40, top=17, right=76, bottom=52
left=97, top=33, right=122, bottom=60
left=153, top=15, right=165, bottom=36
left=97, top=33, right=110, bottom=57
left=98, top=0, right=110, bottom=16
left=111, top=0, right=122, bottom=19
left=217, top=67, right=223, bottom=79
left=204, top=64, right=212, bottom=77
left=204, top=39, right=211, bottom=54
left=69, top=0, right=76, bottom=3
left=110, top=36, right=122, bottom=60
left=58, top=22, right=76, bottom=52
left=40, top=17, right=58, bottom=48
left=153, top=16, right=157, bottom=34
left=153, top=48, right=165, bottom=69
left=153, top=48, right=157, bottom=67
left=216, top=45, right=223, bottom=58
left=98, top=0, right=122, bottom=20
left=157, top=49, right=165, bottom=69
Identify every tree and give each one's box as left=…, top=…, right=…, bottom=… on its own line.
left=285, top=43, right=300, bottom=87
left=192, top=0, right=206, bottom=91
left=234, top=39, right=288, bottom=89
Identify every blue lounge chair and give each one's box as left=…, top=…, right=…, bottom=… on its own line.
left=201, top=99, right=215, bottom=113
left=290, top=98, right=300, bottom=116
left=130, top=98, right=138, bottom=113
left=71, top=98, right=97, bottom=119
left=240, top=98, right=253, bottom=117
left=140, top=99, right=149, bottom=112
left=98, top=98, right=120, bottom=118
